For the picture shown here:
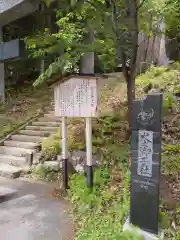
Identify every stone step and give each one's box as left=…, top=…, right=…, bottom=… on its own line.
left=0, top=163, right=22, bottom=178
left=0, top=186, right=17, bottom=196
left=0, top=146, right=33, bottom=158
left=19, top=130, right=51, bottom=137
left=11, top=135, right=46, bottom=143
left=4, top=141, right=40, bottom=150
left=46, top=110, right=55, bottom=115
left=32, top=121, right=60, bottom=127
left=39, top=116, right=61, bottom=122
left=0, top=154, right=29, bottom=167
left=26, top=125, right=58, bottom=132
left=43, top=113, right=60, bottom=117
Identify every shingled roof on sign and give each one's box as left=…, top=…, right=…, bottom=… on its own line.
left=50, top=74, right=108, bottom=88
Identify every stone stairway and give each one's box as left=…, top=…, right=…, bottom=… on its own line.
left=0, top=110, right=61, bottom=178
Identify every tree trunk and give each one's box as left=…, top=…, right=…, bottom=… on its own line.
left=0, top=27, right=5, bottom=104
left=80, top=26, right=94, bottom=74
left=40, top=2, right=46, bottom=75
left=126, top=75, right=135, bottom=140
left=111, top=0, right=139, bottom=140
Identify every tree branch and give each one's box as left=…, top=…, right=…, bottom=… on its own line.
left=86, top=0, right=97, bottom=9
left=138, top=0, right=146, bottom=9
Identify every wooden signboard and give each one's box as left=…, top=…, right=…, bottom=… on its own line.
left=54, top=76, right=99, bottom=118
left=53, top=75, right=100, bottom=190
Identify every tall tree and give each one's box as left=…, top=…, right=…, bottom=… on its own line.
left=164, top=0, right=180, bottom=61
left=110, top=0, right=139, bottom=138
left=26, top=0, right=164, bottom=138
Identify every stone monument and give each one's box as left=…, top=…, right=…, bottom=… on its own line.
left=123, top=93, right=164, bottom=240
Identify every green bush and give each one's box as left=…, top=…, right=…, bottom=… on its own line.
left=162, top=144, right=180, bottom=176
left=164, top=144, right=180, bottom=154
left=68, top=166, right=141, bottom=240
left=163, top=92, right=177, bottom=115
left=68, top=141, right=140, bottom=240
left=136, top=64, right=180, bottom=92
left=40, top=122, right=86, bottom=161
left=136, top=65, right=180, bottom=114
left=136, top=65, right=180, bottom=90
left=41, top=129, right=61, bottom=161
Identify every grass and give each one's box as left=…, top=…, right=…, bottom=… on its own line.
left=68, top=138, right=135, bottom=240
left=0, top=82, right=53, bottom=139
left=136, top=63, right=180, bottom=114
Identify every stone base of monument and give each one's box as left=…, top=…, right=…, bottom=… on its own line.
left=123, top=218, right=164, bottom=240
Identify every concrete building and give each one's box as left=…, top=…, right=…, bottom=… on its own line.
left=0, top=0, right=42, bottom=103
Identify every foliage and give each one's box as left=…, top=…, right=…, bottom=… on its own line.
left=162, top=154, right=180, bottom=177
left=139, top=0, right=165, bottom=34
left=33, top=163, right=50, bottom=178
left=64, top=111, right=179, bottom=239
left=41, top=129, right=61, bottom=161
left=0, top=84, right=52, bottom=139
left=162, top=144, right=180, bottom=176
left=41, top=120, right=86, bottom=161
left=25, top=0, right=175, bottom=134
left=164, top=144, right=180, bottom=154
left=136, top=64, right=180, bottom=114
left=160, top=207, right=180, bottom=240
left=68, top=145, right=140, bottom=240
left=66, top=114, right=135, bottom=239
left=69, top=140, right=179, bottom=239
left=30, top=163, right=62, bottom=182
left=40, top=114, right=123, bottom=161
left=26, top=0, right=165, bottom=84
left=163, top=0, right=180, bottom=60
left=25, top=0, right=115, bottom=86
left=164, top=0, right=180, bottom=37
left=136, top=64, right=180, bottom=90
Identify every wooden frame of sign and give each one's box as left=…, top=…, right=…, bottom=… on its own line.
left=52, top=75, right=100, bottom=190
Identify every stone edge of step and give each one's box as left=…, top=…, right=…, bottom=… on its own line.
left=19, top=130, right=51, bottom=137
left=0, top=163, right=23, bottom=179
left=3, top=141, right=40, bottom=149
left=11, top=135, right=46, bottom=142
left=0, top=154, right=31, bottom=167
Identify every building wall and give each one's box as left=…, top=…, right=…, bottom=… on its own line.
left=0, top=0, right=39, bottom=26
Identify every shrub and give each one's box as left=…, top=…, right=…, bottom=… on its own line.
left=136, top=65, right=180, bottom=114
left=41, top=128, right=61, bottom=161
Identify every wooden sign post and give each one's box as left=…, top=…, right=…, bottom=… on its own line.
left=53, top=76, right=99, bottom=190
left=123, top=93, right=164, bottom=240
left=61, top=116, right=68, bottom=190
left=86, top=117, right=93, bottom=188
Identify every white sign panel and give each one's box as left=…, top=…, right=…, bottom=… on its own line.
left=54, top=77, right=98, bottom=117
left=138, top=130, right=153, bottom=177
